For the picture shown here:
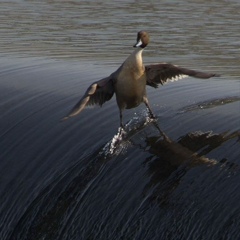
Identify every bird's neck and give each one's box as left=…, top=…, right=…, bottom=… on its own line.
left=124, top=48, right=144, bottom=70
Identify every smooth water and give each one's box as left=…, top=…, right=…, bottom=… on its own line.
left=0, top=1, right=240, bottom=240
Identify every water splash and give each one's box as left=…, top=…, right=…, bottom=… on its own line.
left=100, top=127, right=127, bottom=157
left=100, top=110, right=155, bottom=157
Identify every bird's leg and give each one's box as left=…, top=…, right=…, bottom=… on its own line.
left=143, top=96, right=156, bottom=119
left=143, top=96, right=170, bottom=140
left=119, top=109, right=124, bottom=128
left=118, top=109, right=125, bottom=134
left=117, top=110, right=127, bottom=137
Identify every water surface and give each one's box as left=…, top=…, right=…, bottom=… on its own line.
left=0, top=1, right=240, bottom=240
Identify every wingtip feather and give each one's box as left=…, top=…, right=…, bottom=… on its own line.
left=61, top=116, right=69, bottom=122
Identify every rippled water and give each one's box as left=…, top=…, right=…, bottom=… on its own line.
left=0, top=1, right=240, bottom=240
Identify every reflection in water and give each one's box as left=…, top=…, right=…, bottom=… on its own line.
left=146, top=129, right=240, bottom=191
left=9, top=123, right=239, bottom=239
left=178, top=130, right=240, bottom=157
left=147, top=130, right=239, bottom=166
left=143, top=129, right=239, bottom=205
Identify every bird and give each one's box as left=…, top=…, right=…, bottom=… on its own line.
left=62, top=31, right=219, bottom=129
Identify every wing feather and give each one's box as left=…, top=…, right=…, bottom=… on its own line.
left=62, top=76, right=114, bottom=120
left=146, top=63, right=220, bottom=88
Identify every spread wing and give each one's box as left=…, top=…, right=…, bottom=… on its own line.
left=62, top=76, right=114, bottom=120
left=145, top=63, right=220, bottom=88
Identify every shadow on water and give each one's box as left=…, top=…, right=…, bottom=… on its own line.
left=9, top=119, right=240, bottom=239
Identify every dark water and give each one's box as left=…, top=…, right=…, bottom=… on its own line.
left=1, top=1, right=240, bottom=240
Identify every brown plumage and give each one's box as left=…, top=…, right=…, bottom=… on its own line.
left=62, top=31, right=219, bottom=128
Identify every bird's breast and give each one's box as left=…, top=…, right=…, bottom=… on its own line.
left=114, top=71, right=147, bottom=109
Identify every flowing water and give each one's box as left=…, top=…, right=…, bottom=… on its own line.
left=0, top=1, right=240, bottom=239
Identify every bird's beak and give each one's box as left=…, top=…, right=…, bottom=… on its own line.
left=133, top=39, right=142, bottom=48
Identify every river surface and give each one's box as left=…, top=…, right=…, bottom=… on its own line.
left=0, top=1, right=240, bottom=240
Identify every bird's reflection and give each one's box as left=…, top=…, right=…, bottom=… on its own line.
left=144, top=128, right=239, bottom=168
left=140, top=126, right=239, bottom=205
